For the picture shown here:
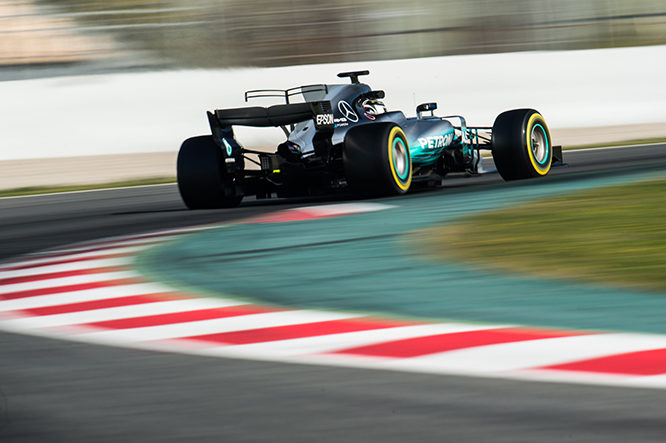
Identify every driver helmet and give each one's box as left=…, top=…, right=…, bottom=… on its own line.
left=360, top=98, right=386, bottom=120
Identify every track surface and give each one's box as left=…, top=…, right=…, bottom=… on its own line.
left=2, top=144, right=666, bottom=442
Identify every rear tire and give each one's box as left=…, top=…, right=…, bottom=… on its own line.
left=343, top=123, right=412, bottom=195
left=177, top=135, right=243, bottom=209
left=491, top=109, right=553, bottom=181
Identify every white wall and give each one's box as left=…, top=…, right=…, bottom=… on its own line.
left=1, top=45, right=665, bottom=160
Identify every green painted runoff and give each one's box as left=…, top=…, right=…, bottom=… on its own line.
left=136, top=162, right=666, bottom=334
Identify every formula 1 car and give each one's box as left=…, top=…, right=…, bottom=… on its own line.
left=177, top=70, right=562, bottom=208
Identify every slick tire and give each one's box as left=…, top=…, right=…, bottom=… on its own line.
left=343, top=123, right=412, bottom=195
left=491, top=109, right=553, bottom=181
left=177, top=135, right=243, bottom=209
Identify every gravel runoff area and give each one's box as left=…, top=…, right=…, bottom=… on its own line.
left=1, top=123, right=665, bottom=190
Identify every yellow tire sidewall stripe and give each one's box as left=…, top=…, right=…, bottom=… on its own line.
left=388, top=127, right=412, bottom=191
left=526, top=113, right=552, bottom=175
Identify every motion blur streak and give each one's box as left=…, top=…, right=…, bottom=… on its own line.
left=2, top=0, right=665, bottom=73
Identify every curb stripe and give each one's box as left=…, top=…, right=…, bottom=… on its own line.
left=185, top=317, right=414, bottom=345
left=0, top=282, right=175, bottom=311
left=1, top=253, right=132, bottom=272
left=0, top=257, right=132, bottom=278
left=5, top=299, right=249, bottom=329
left=0, top=266, right=128, bottom=285
left=214, top=324, right=510, bottom=357
left=21, top=294, right=172, bottom=316
left=382, top=333, right=649, bottom=374
left=1, top=246, right=148, bottom=270
left=1, top=271, right=139, bottom=293
left=332, top=327, right=585, bottom=358
left=1, top=278, right=144, bottom=300
left=248, top=209, right=339, bottom=223
left=246, top=203, right=395, bottom=224
left=52, top=230, right=193, bottom=252
left=2, top=204, right=666, bottom=389
left=79, top=311, right=363, bottom=343
left=541, top=348, right=666, bottom=376
left=85, top=305, right=279, bottom=330
left=26, top=238, right=172, bottom=260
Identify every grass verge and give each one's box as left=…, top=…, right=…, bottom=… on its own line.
left=417, top=178, right=666, bottom=292
left=0, top=177, right=175, bottom=198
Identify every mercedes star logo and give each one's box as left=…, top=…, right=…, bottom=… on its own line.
left=337, top=100, right=359, bottom=123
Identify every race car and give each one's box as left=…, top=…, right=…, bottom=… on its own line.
left=177, top=70, right=562, bottom=208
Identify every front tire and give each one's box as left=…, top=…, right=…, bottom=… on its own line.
left=491, top=109, right=553, bottom=181
left=177, top=135, right=243, bottom=209
left=343, top=123, right=412, bottom=195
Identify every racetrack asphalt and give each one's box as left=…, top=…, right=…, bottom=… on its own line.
left=1, top=144, right=666, bottom=442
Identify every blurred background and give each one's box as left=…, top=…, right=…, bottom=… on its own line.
left=2, top=0, right=666, bottom=76
left=1, top=0, right=665, bottom=186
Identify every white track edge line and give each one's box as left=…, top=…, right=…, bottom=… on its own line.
left=0, top=182, right=175, bottom=201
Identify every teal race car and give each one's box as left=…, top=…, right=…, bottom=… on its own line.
left=177, top=70, right=563, bottom=209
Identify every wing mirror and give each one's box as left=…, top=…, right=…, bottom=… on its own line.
left=417, top=102, right=437, bottom=119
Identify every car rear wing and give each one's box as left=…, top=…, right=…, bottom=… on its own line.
left=206, top=100, right=335, bottom=161
left=212, top=101, right=334, bottom=129
left=244, top=84, right=329, bottom=104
